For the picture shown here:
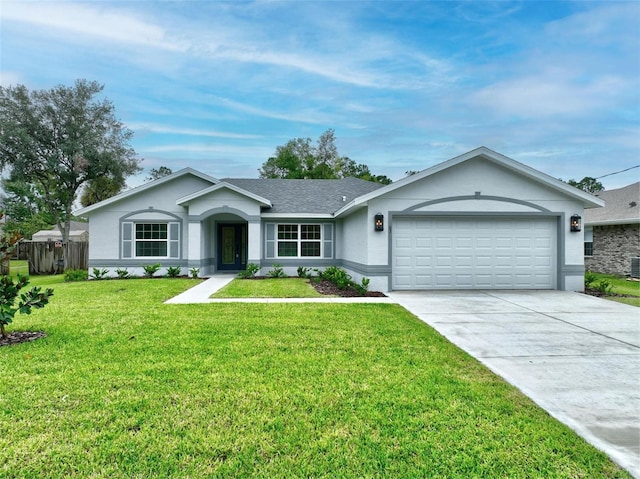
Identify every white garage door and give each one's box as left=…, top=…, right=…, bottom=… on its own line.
left=392, top=216, right=556, bottom=290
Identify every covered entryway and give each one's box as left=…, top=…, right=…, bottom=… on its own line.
left=217, top=223, right=247, bottom=271
left=392, top=216, right=557, bottom=290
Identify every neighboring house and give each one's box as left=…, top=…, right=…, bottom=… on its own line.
left=74, top=147, right=603, bottom=292
left=31, top=221, right=89, bottom=243
left=584, top=182, right=640, bottom=276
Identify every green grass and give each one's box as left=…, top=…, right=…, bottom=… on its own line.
left=212, top=277, right=328, bottom=298
left=589, top=272, right=640, bottom=307
left=9, top=260, right=29, bottom=277
left=0, top=277, right=630, bottom=478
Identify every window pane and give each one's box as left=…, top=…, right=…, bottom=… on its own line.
left=136, top=223, right=167, bottom=239
left=584, top=242, right=593, bottom=256
left=278, top=224, right=298, bottom=240
left=278, top=242, right=298, bottom=256
left=301, top=241, right=321, bottom=257
left=301, top=225, right=321, bottom=240
left=136, top=241, right=167, bottom=257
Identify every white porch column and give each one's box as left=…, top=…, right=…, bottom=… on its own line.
left=248, top=220, right=261, bottom=263
left=188, top=220, right=202, bottom=265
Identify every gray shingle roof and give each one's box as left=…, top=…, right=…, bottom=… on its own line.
left=223, top=177, right=385, bottom=214
left=585, top=182, right=640, bottom=224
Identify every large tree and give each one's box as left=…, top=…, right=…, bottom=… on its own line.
left=0, top=80, right=141, bottom=253
left=259, top=129, right=391, bottom=184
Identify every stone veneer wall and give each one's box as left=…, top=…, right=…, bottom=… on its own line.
left=585, top=224, right=640, bottom=276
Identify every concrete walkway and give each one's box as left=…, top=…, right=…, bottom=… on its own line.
left=164, top=275, right=395, bottom=304
left=165, top=278, right=639, bottom=476
left=388, top=290, right=640, bottom=478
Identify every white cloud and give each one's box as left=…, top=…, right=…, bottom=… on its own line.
left=129, top=123, right=262, bottom=140
left=0, top=2, right=186, bottom=51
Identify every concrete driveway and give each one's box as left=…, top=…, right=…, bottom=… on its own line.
left=387, top=290, right=640, bottom=477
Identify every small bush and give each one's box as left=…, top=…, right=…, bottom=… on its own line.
left=594, top=279, right=613, bottom=295
left=0, top=274, right=54, bottom=339
left=297, top=266, right=312, bottom=279
left=91, top=267, right=109, bottom=280
left=166, top=266, right=182, bottom=278
left=238, top=263, right=260, bottom=279
left=115, top=267, right=131, bottom=279
left=142, top=263, right=162, bottom=278
left=189, top=267, right=200, bottom=279
left=64, top=269, right=88, bottom=282
left=354, top=277, right=370, bottom=295
left=268, top=263, right=286, bottom=278
left=584, top=271, right=597, bottom=288
left=318, top=266, right=352, bottom=289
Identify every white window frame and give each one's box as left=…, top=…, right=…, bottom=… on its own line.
left=122, top=221, right=180, bottom=259
left=275, top=224, right=322, bottom=258
left=264, top=221, right=335, bottom=260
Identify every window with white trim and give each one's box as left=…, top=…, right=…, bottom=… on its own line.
left=265, top=223, right=333, bottom=259
left=122, top=221, right=180, bottom=259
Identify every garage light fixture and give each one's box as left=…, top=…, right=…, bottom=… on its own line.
left=570, top=214, right=581, bottom=232
left=374, top=213, right=384, bottom=232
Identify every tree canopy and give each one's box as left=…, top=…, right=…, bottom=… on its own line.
left=0, top=80, right=141, bottom=246
left=567, top=176, right=604, bottom=193
left=259, top=129, right=392, bottom=184
left=146, top=166, right=173, bottom=182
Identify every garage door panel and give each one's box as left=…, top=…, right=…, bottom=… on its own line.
left=393, top=217, right=556, bottom=290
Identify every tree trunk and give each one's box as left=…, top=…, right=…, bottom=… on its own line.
left=1, top=323, right=6, bottom=339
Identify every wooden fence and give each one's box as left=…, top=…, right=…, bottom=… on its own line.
left=14, top=241, right=88, bottom=274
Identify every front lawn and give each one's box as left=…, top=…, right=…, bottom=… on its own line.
left=212, top=277, right=327, bottom=298
left=0, top=277, right=629, bottom=478
left=587, top=272, right=640, bottom=307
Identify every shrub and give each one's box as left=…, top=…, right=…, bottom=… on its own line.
left=584, top=271, right=597, bottom=288
left=166, top=266, right=182, bottom=278
left=297, top=266, right=312, bottom=279
left=64, top=269, right=88, bottom=282
left=142, top=263, right=162, bottom=278
left=91, top=268, right=109, bottom=280
left=115, top=267, right=131, bottom=279
left=318, top=266, right=352, bottom=289
left=594, top=279, right=613, bottom=295
left=0, top=274, right=54, bottom=339
left=354, top=277, right=370, bottom=295
left=238, top=263, right=260, bottom=279
left=268, top=263, right=286, bottom=278
left=189, top=267, right=200, bottom=279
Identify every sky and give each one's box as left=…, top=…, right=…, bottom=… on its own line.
left=1, top=0, right=639, bottom=190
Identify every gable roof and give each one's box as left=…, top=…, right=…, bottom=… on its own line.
left=176, top=181, right=272, bottom=208
left=74, top=168, right=219, bottom=216
left=334, top=146, right=604, bottom=217
left=224, top=177, right=385, bottom=215
left=585, top=182, right=640, bottom=226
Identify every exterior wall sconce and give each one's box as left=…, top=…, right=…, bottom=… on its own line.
left=374, top=213, right=384, bottom=232
left=570, top=214, right=581, bottom=232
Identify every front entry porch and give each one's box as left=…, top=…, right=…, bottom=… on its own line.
left=217, top=223, right=247, bottom=271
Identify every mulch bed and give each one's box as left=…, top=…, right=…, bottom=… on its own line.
left=0, top=331, right=46, bottom=348
left=583, top=287, right=637, bottom=299
left=311, top=279, right=386, bottom=297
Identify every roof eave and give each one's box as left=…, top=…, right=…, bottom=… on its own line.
left=176, top=181, right=272, bottom=208
left=74, top=168, right=219, bottom=217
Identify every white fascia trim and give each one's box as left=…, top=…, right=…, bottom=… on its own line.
left=75, top=168, right=219, bottom=217
left=333, top=146, right=604, bottom=217
left=585, top=218, right=640, bottom=226
left=260, top=213, right=334, bottom=219
left=177, top=181, right=272, bottom=207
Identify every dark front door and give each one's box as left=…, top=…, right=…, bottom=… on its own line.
left=217, top=224, right=247, bottom=271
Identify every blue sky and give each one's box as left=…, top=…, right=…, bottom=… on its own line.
left=1, top=1, right=639, bottom=189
